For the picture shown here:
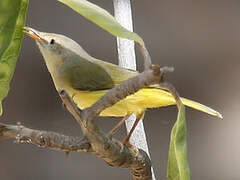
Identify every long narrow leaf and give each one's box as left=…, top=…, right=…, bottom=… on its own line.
left=167, top=105, right=190, bottom=180
left=58, top=0, right=144, bottom=46
left=0, top=0, right=29, bottom=115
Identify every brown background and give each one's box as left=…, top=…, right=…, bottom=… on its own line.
left=0, top=1, right=239, bottom=179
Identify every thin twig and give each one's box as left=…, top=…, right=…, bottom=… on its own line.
left=159, top=82, right=182, bottom=109
left=136, top=43, right=152, bottom=70
left=59, top=90, right=85, bottom=128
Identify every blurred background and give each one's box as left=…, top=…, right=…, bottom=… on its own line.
left=0, top=0, right=239, bottom=179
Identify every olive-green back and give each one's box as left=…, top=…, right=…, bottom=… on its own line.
left=59, top=54, right=115, bottom=90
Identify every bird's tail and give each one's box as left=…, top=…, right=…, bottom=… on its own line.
left=180, top=97, right=222, bottom=118
left=135, top=88, right=223, bottom=119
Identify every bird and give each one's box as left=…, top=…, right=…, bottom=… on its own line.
left=23, top=27, right=222, bottom=144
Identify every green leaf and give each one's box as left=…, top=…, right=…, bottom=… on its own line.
left=57, top=0, right=144, bottom=46
left=167, top=105, right=190, bottom=180
left=0, top=0, right=29, bottom=115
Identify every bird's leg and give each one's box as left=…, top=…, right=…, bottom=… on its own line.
left=108, top=115, right=130, bottom=138
left=123, top=113, right=144, bottom=145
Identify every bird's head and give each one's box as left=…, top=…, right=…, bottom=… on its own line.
left=23, top=27, right=91, bottom=72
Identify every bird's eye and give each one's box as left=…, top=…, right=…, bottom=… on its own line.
left=50, top=39, right=55, bottom=45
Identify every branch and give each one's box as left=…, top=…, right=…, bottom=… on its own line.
left=0, top=123, right=91, bottom=152
left=0, top=120, right=152, bottom=180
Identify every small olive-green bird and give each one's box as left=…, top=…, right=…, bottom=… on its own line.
left=23, top=27, right=222, bottom=138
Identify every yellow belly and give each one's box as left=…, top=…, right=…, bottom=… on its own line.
left=69, top=87, right=175, bottom=117
left=72, top=89, right=143, bottom=117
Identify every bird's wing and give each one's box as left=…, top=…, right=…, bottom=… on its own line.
left=93, top=59, right=166, bottom=89
left=59, top=55, right=115, bottom=90
left=93, top=59, right=167, bottom=89
left=93, top=58, right=139, bottom=85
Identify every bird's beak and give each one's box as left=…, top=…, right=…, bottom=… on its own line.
left=23, top=27, right=47, bottom=43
